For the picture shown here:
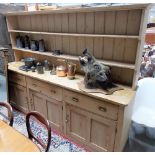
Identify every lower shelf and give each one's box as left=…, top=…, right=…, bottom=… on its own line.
left=13, top=47, right=135, bottom=70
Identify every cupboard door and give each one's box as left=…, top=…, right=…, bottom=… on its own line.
left=66, top=105, right=117, bottom=151
left=8, top=83, right=16, bottom=104
left=46, top=98, right=63, bottom=132
left=9, top=83, right=29, bottom=113
left=29, top=89, right=47, bottom=118
left=15, top=84, right=29, bottom=113
left=66, top=105, right=90, bottom=143
left=89, top=114, right=116, bottom=151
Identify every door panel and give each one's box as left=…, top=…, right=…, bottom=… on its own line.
left=46, top=98, right=63, bottom=131
left=29, top=90, right=47, bottom=118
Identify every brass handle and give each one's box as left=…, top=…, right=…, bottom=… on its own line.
left=72, top=97, right=79, bottom=102
left=98, top=106, right=107, bottom=112
left=51, top=90, right=56, bottom=94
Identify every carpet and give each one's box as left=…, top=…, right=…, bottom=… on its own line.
left=0, top=107, right=87, bottom=152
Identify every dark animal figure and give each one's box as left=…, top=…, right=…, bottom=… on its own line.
left=79, top=48, right=116, bottom=90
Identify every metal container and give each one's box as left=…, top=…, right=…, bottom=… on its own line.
left=36, top=62, right=44, bottom=74
left=56, top=65, right=67, bottom=77
left=23, top=57, right=36, bottom=69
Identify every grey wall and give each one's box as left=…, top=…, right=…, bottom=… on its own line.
left=0, top=4, right=24, bottom=74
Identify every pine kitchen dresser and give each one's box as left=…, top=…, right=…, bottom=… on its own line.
left=4, top=4, right=152, bottom=151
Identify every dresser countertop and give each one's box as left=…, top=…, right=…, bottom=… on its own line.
left=8, top=61, right=135, bottom=106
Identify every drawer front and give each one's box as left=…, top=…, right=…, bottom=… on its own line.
left=27, top=77, right=62, bottom=101
left=8, top=71, right=26, bottom=86
left=63, top=89, right=118, bottom=120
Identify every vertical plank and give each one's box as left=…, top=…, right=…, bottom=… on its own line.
left=124, top=39, right=138, bottom=63
left=121, top=69, right=133, bottom=86
left=94, top=12, right=105, bottom=34
left=94, top=38, right=103, bottom=59
left=103, top=38, right=114, bottom=60
left=115, top=10, right=128, bottom=35
left=62, top=36, right=70, bottom=54
left=105, top=11, right=116, bottom=34
left=69, top=36, right=77, bottom=55
left=113, top=38, right=125, bottom=62
left=111, top=67, right=122, bottom=84
left=23, top=15, right=31, bottom=31
left=77, top=13, right=85, bottom=33
left=48, top=14, right=55, bottom=32
left=126, top=9, right=142, bottom=35
left=62, top=14, right=69, bottom=32
left=17, top=16, right=25, bottom=30
left=77, top=37, right=85, bottom=56
left=6, top=16, right=18, bottom=30
left=69, top=13, right=77, bottom=33
left=50, top=36, right=56, bottom=50
left=85, top=12, right=94, bottom=34
left=42, top=15, right=49, bottom=32
left=54, top=14, right=62, bottom=32
left=85, top=37, right=94, bottom=55
left=55, top=36, right=62, bottom=51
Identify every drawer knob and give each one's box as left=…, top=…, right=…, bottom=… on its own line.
left=98, top=106, right=107, bottom=112
left=72, top=97, right=79, bottom=102
left=51, top=90, right=56, bottom=94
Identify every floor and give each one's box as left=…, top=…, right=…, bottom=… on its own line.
left=0, top=74, right=7, bottom=102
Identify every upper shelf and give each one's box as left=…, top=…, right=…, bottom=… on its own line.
left=9, top=30, right=139, bottom=39
left=13, top=47, right=136, bottom=70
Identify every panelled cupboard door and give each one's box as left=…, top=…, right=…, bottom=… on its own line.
left=29, top=89, right=47, bottom=118
left=66, top=105, right=117, bottom=151
left=9, top=83, right=29, bottom=113
left=46, top=97, right=63, bottom=132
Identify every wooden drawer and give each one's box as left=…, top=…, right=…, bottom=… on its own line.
left=27, top=77, right=62, bottom=101
left=63, top=89, right=119, bottom=120
left=8, top=71, right=26, bottom=86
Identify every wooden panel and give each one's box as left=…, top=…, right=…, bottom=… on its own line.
left=31, top=15, right=42, bottom=31
left=68, top=13, right=76, bottom=33
left=55, top=36, right=62, bottom=51
left=6, top=16, right=18, bottom=30
left=115, top=10, right=128, bottom=34
left=41, top=15, right=49, bottom=32
left=113, top=38, right=125, bottom=62
left=66, top=105, right=89, bottom=142
left=54, top=14, right=62, bottom=32
left=90, top=115, right=116, bottom=151
left=85, top=12, right=94, bottom=34
left=69, top=36, right=77, bottom=55
left=62, top=36, right=70, bottom=54
left=48, top=14, right=55, bottom=32
left=61, top=14, right=69, bottom=32
left=30, top=90, right=47, bottom=118
left=77, top=13, right=85, bottom=33
left=22, top=15, right=31, bottom=31
left=121, top=69, right=134, bottom=86
left=50, top=35, right=56, bottom=50
left=94, top=38, right=103, bottom=59
left=85, top=37, right=94, bottom=55
left=63, top=89, right=119, bottom=120
left=77, top=37, right=85, bottom=56
left=124, top=39, right=138, bottom=63
left=126, top=9, right=142, bottom=35
left=94, top=12, right=104, bottom=34
left=105, top=11, right=116, bottom=34
left=46, top=98, right=63, bottom=132
left=27, top=77, right=63, bottom=101
left=103, top=38, right=114, bottom=60
left=8, top=71, right=26, bottom=86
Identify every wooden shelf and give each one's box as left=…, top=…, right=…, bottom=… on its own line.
left=9, top=30, right=139, bottom=39
left=13, top=47, right=135, bottom=70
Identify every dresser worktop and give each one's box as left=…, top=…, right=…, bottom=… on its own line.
left=8, top=61, right=135, bottom=106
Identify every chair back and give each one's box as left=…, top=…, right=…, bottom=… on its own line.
left=132, top=77, right=155, bottom=127
left=0, top=102, right=13, bottom=126
left=26, top=111, right=51, bottom=152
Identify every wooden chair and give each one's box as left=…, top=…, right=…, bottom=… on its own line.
left=0, top=102, right=13, bottom=126
left=26, top=111, right=51, bottom=152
